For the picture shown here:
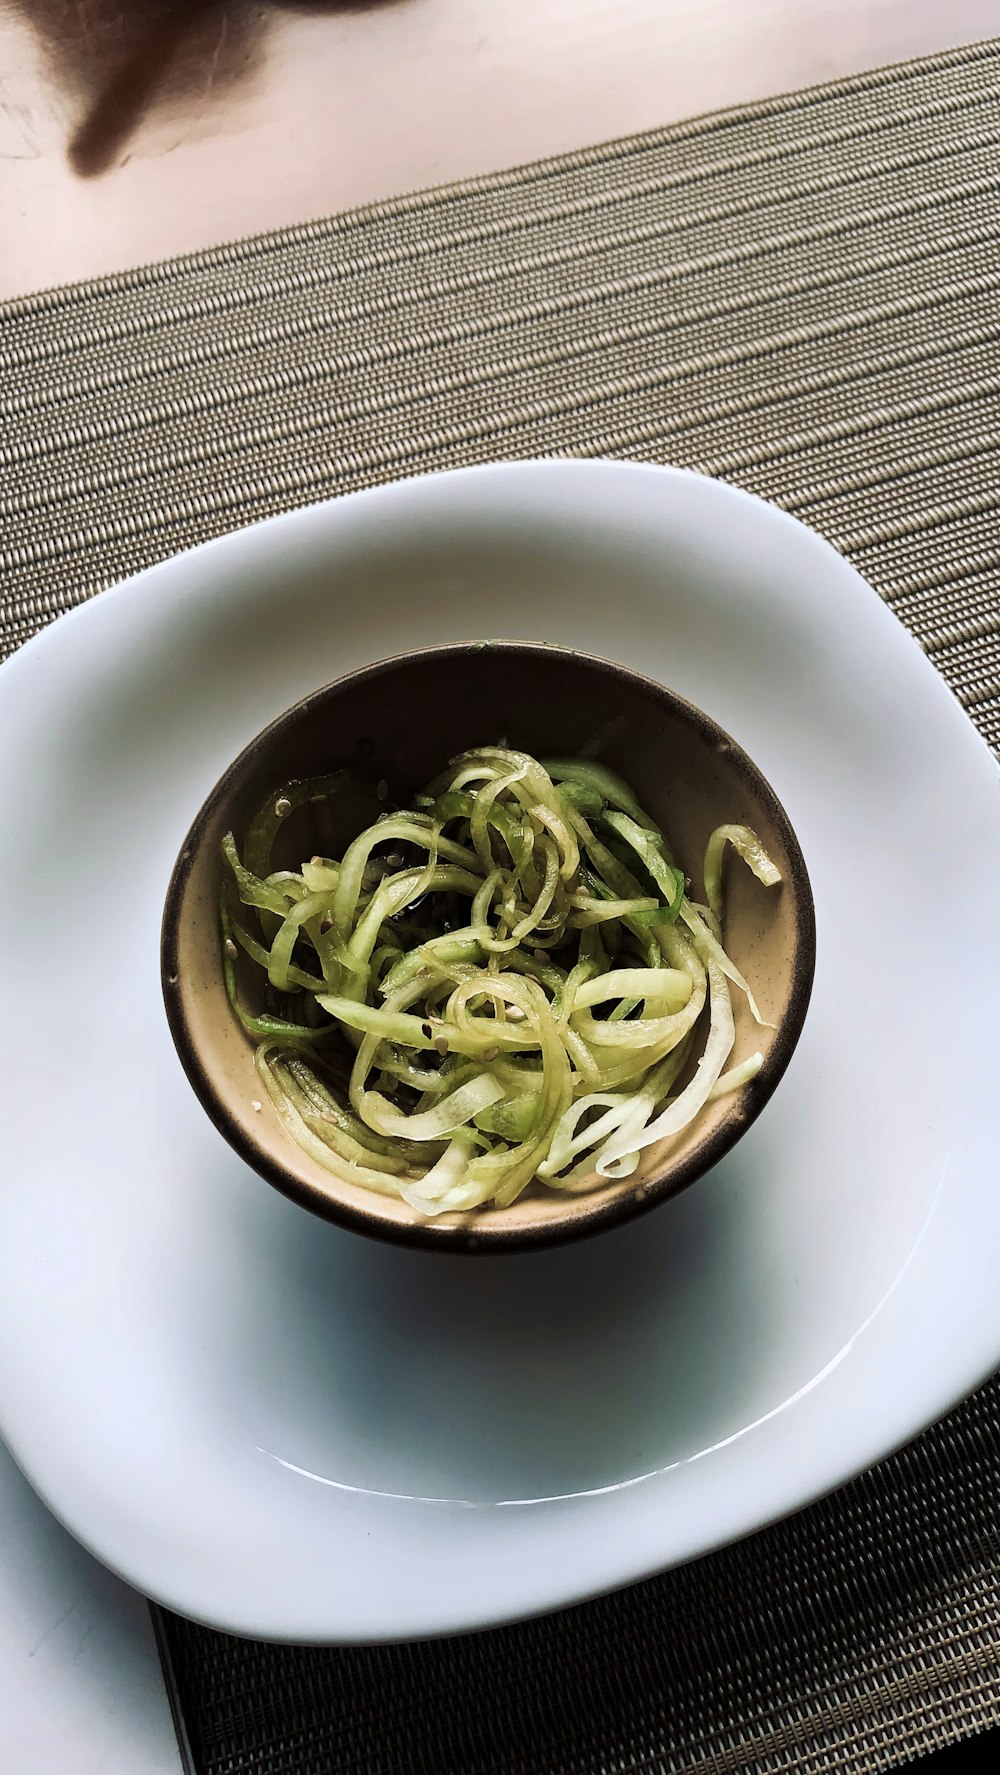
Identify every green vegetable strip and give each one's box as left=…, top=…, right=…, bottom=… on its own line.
left=596, top=954, right=736, bottom=1177
left=354, top=1073, right=505, bottom=1144
left=574, top=968, right=692, bottom=1011
left=228, top=917, right=326, bottom=993
left=469, top=766, right=527, bottom=875
left=221, top=833, right=293, bottom=917
left=243, top=773, right=351, bottom=878
left=400, top=1131, right=482, bottom=1215
left=709, top=1051, right=765, bottom=1099
left=255, top=1050, right=414, bottom=1191
left=543, top=759, right=651, bottom=825
left=703, top=824, right=781, bottom=923
left=679, top=901, right=773, bottom=1027
left=221, top=904, right=323, bottom=1041
left=602, top=811, right=685, bottom=920
left=485, top=837, right=560, bottom=951
left=380, top=932, right=484, bottom=997
left=222, top=746, right=781, bottom=1213
left=333, top=816, right=476, bottom=938
left=568, top=892, right=659, bottom=925
left=266, top=892, right=335, bottom=993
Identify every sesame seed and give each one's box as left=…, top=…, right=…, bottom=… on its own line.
left=421, top=1022, right=433, bottom=1039
left=434, top=1035, right=450, bottom=1057
left=274, top=797, right=292, bottom=818
left=224, top=938, right=238, bottom=960
left=483, top=1046, right=499, bottom=1063
left=251, top=1099, right=262, bottom=1113
left=506, top=1005, right=526, bottom=1022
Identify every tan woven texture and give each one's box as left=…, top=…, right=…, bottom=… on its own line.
left=4, top=35, right=1000, bottom=1775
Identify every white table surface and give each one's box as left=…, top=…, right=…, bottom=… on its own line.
left=1, top=1444, right=182, bottom=1772
left=0, top=0, right=995, bottom=1766
left=0, top=0, right=994, bottom=300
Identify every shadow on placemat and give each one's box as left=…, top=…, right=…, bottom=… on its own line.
left=154, top=1378, right=1000, bottom=1775
left=11, top=0, right=411, bottom=176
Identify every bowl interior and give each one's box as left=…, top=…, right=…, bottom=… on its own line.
left=163, top=643, right=814, bottom=1249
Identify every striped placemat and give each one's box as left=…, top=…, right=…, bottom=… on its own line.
left=3, top=34, right=1000, bottom=1775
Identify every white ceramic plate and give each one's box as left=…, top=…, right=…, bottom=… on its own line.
left=1, top=461, right=998, bottom=1644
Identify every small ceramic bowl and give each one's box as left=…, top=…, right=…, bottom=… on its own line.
left=161, top=642, right=815, bottom=1252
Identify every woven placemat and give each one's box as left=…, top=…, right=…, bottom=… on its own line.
left=3, top=33, right=1000, bottom=1775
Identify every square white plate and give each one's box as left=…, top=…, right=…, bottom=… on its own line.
left=0, top=460, right=997, bottom=1642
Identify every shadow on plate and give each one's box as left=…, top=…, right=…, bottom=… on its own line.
left=217, top=1136, right=786, bottom=1507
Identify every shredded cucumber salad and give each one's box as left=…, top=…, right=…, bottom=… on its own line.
left=221, top=749, right=780, bottom=1215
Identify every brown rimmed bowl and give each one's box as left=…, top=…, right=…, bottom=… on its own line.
left=161, top=642, right=815, bottom=1252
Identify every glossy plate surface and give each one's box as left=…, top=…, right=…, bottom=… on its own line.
left=0, top=460, right=997, bottom=1641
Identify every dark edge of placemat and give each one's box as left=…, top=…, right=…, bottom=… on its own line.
left=4, top=30, right=1000, bottom=1775
left=151, top=1606, right=198, bottom=1775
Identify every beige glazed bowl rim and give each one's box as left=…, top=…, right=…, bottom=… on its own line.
left=160, top=641, right=816, bottom=1253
